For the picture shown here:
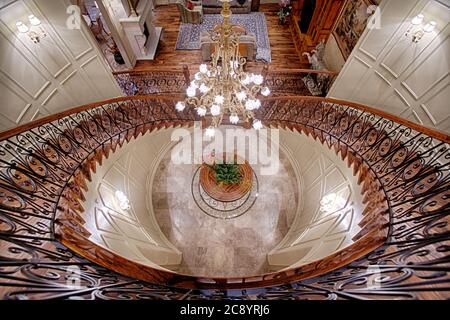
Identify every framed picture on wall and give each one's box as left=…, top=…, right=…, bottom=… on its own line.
left=332, top=0, right=377, bottom=60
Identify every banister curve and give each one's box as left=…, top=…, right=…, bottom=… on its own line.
left=0, top=94, right=448, bottom=299
left=1, top=95, right=447, bottom=142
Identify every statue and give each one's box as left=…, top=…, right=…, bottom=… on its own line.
left=302, top=40, right=327, bottom=70
left=301, top=40, right=332, bottom=96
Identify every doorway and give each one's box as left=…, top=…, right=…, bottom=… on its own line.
left=299, top=0, right=316, bottom=34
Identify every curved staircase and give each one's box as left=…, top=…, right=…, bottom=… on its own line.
left=0, top=95, right=448, bottom=300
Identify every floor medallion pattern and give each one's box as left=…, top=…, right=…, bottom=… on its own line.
left=192, top=165, right=259, bottom=219
left=152, top=146, right=298, bottom=277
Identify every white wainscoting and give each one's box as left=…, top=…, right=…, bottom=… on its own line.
left=328, top=0, right=450, bottom=133
left=0, top=0, right=122, bottom=133
left=267, top=129, right=364, bottom=268
left=82, top=127, right=183, bottom=269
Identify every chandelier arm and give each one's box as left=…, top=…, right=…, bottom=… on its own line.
left=186, top=97, right=200, bottom=106
left=175, top=0, right=269, bottom=129
left=250, top=85, right=262, bottom=96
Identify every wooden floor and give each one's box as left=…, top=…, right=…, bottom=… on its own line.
left=133, top=4, right=305, bottom=74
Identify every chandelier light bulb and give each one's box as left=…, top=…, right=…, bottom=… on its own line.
left=28, top=15, right=41, bottom=26
left=245, top=99, right=260, bottom=111
left=175, top=101, right=185, bottom=111
left=199, top=83, right=210, bottom=93
left=245, top=100, right=255, bottom=110
left=423, top=21, right=436, bottom=33
left=411, top=14, right=424, bottom=25
left=16, top=21, right=29, bottom=33
left=174, top=2, right=271, bottom=131
left=229, top=114, right=239, bottom=124
left=253, top=74, right=264, bottom=85
left=241, top=75, right=251, bottom=85
left=236, top=91, right=247, bottom=101
left=197, top=106, right=207, bottom=117
left=253, top=120, right=263, bottom=130
left=214, top=95, right=224, bottom=104
left=205, top=127, right=216, bottom=138
left=199, top=64, right=208, bottom=74
left=186, top=86, right=196, bottom=97
left=261, top=87, right=271, bottom=96
left=210, top=104, right=221, bottom=116
left=190, top=81, right=199, bottom=89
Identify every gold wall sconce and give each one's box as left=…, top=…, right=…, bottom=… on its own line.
left=16, top=15, right=47, bottom=43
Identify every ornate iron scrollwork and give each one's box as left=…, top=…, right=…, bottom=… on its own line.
left=0, top=96, right=448, bottom=300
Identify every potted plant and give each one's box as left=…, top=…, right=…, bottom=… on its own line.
left=200, top=152, right=253, bottom=202
left=277, top=0, right=292, bottom=25
left=208, top=162, right=243, bottom=186
left=105, top=39, right=125, bottom=65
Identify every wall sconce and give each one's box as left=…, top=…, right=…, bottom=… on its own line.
left=114, top=190, right=130, bottom=211
left=16, top=15, right=46, bottom=43
left=319, top=193, right=347, bottom=214
left=406, top=13, right=437, bottom=43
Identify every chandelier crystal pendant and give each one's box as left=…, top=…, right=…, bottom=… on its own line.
left=175, top=0, right=270, bottom=137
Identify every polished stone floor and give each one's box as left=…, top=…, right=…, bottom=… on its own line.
left=152, top=146, right=298, bottom=277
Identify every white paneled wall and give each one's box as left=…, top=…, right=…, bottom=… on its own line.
left=328, top=0, right=450, bottom=133
left=0, top=0, right=121, bottom=133
left=82, top=128, right=182, bottom=269
left=268, top=129, right=364, bottom=268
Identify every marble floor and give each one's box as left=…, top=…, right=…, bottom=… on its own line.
left=152, top=146, right=299, bottom=278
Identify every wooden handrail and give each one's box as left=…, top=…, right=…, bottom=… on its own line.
left=112, top=65, right=190, bottom=75
left=0, top=92, right=448, bottom=298
left=1, top=95, right=447, bottom=143
left=265, top=96, right=450, bottom=143
left=0, top=95, right=182, bottom=141
left=112, top=66, right=338, bottom=76
left=268, top=68, right=338, bottom=76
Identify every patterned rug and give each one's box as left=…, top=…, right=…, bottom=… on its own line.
left=175, top=13, right=271, bottom=62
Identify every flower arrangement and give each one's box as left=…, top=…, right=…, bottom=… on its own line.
left=277, top=0, right=292, bottom=25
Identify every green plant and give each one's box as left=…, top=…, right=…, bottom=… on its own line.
left=209, top=163, right=243, bottom=185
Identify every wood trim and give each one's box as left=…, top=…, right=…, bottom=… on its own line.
left=269, top=68, right=338, bottom=76
left=0, top=95, right=181, bottom=140
left=265, top=96, right=450, bottom=143
left=1, top=95, right=448, bottom=143
left=113, top=67, right=337, bottom=76
left=112, top=66, right=190, bottom=75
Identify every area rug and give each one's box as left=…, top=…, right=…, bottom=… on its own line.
left=176, top=13, right=271, bottom=63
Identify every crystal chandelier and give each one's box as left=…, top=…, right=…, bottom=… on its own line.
left=175, top=0, right=270, bottom=137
